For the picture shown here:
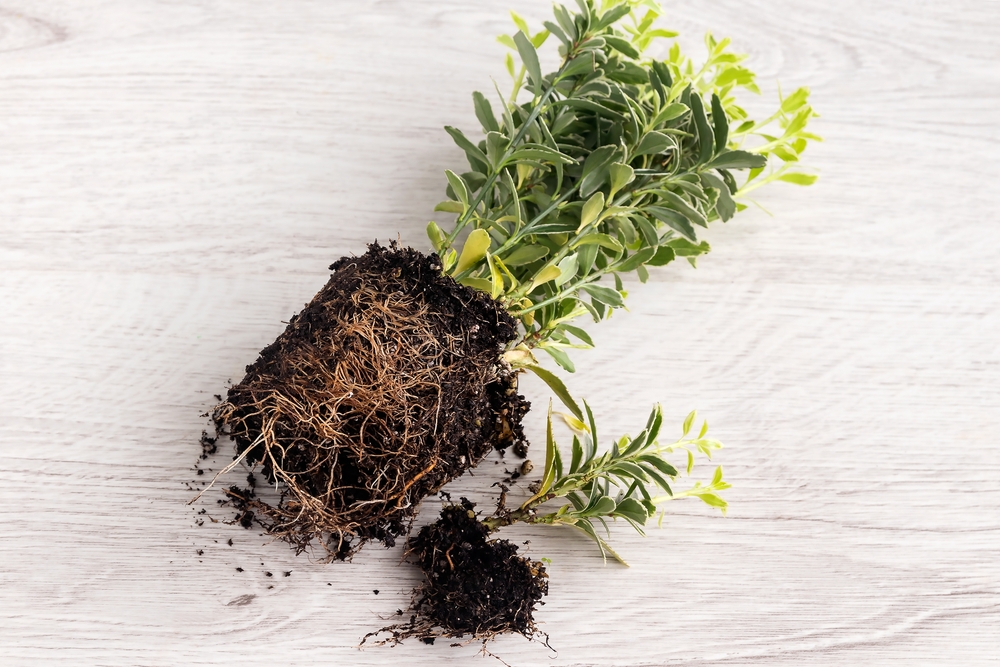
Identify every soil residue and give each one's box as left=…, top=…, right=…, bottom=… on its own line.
left=365, top=499, right=549, bottom=646
left=213, top=242, right=529, bottom=559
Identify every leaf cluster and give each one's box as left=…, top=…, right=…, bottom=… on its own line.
left=490, top=400, right=730, bottom=564
left=427, top=0, right=819, bottom=374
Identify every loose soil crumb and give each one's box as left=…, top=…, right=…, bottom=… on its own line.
left=364, top=499, right=548, bottom=646
left=212, top=242, right=528, bottom=559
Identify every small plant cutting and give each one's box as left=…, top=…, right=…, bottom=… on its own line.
left=200, top=0, right=817, bottom=646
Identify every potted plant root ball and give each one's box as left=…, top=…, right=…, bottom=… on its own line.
left=199, top=0, right=817, bottom=568
left=210, top=243, right=530, bottom=559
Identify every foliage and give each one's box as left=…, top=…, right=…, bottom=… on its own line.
left=485, top=401, right=731, bottom=564
left=427, top=0, right=819, bottom=374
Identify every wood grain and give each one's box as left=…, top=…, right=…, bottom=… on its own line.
left=1, top=1, right=998, bottom=665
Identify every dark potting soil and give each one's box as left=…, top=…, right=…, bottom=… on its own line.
left=213, top=242, right=529, bottom=559
left=366, top=499, right=548, bottom=645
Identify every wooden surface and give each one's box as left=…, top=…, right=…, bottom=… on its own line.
left=2, top=1, right=999, bottom=665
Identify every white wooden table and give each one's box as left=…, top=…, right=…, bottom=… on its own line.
left=2, top=1, right=998, bottom=665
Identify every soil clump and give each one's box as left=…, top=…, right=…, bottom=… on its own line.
left=213, top=242, right=528, bottom=559
left=365, top=499, right=549, bottom=645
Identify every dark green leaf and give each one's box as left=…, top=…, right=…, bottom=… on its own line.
left=665, top=238, right=711, bottom=256
left=639, top=454, right=678, bottom=478
left=560, top=324, right=594, bottom=347
left=593, top=3, right=631, bottom=30
left=650, top=60, right=673, bottom=89
left=514, top=30, right=543, bottom=97
left=604, top=35, right=640, bottom=59
left=614, top=497, right=650, bottom=525
left=647, top=205, right=697, bottom=242
left=615, top=246, right=655, bottom=272
left=543, top=346, right=575, bottom=373
left=689, top=93, right=714, bottom=164
left=711, top=93, right=728, bottom=153
left=633, top=131, right=673, bottom=157
left=550, top=98, right=627, bottom=122
left=444, top=125, right=490, bottom=172
left=472, top=91, right=499, bottom=133
left=648, top=68, right=666, bottom=105
left=579, top=145, right=618, bottom=197
left=657, top=190, right=708, bottom=227
left=705, top=150, right=767, bottom=170
left=570, top=435, right=583, bottom=474
left=523, top=364, right=583, bottom=420
left=647, top=245, right=675, bottom=266
left=700, top=172, right=735, bottom=221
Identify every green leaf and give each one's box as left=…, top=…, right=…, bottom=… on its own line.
left=579, top=145, right=618, bottom=197
left=633, top=131, right=673, bottom=157
left=444, top=125, right=491, bottom=172
left=609, top=163, right=635, bottom=197
left=647, top=246, right=675, bottom=266
left=433, top=200, right=464, bottom=214
left=578, top=191, right=605, bottom=232
left=647, top=206, right=697, bottom=242
left=455, top=228, right=491, bottom=274
left=639, top=455, right=678, bottom=478
left=604, top=35, right=640, bottom=59
left=555, top=253, right=579, bottom=286
left=507, top=145, right=576, bottom=165
left=705, top=150, right=767, bottom=170
left=503, top=245, right=549, bottom=266
left=550, top=98, right=628, bottom=123
left=457, top=277, right=493, bottom=291
left=514, top=30, right=543, bottom=97
left=650, top=60, right=673, bottom=91
left=711, top=93, right=728, bottom=152
left=593, top=3, right=631, bottom=31
left=778, top=172, right=819, bottom=186
left=522, top=365, right=583, bottom=421
left=426, top=221, right=447, bottom=252
left=616, top=247, right=655, bottom=272
left=444, top=169, right=469, bottom=208
left=580, top=283, right=624, bottom=308
left=544, top=346, right=576, bottom=373
left=698, top=492, right=728, bottom=511
left=615, top=497, right=650, bottom=525
left=472, top=91, right=499, bottom=133
left=560, top=324, right=594, bottom=347
left=485, top=131, right=509, bottom=170
left=574, top=233, right=623, bottom=253
left=689, top=93, right=714, bottom=164
left=657, top=190, right=708, bottom=227
left=589, top=496, right=617, bottom=516
left=665, top=238, right=710, bottom=257
left=700, top=172, right=736, bottom=222
left=683, top=410, right=695, bottom=435
left=570, top=435, right=584, bottom=474
left=651, top=102, right=688, bottom=127
left=610, top=461, right=650, bottom=483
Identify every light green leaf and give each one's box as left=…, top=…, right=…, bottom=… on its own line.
left=444, top=169, right=469, bottom=208
left=426, top=221, right=447, bottom=252
left=778, top=172, right=819, bottom=186
left=503, top=245, right=549, bottom=266
left=555, top=253, right=579, bottom=286
left=578, top=191, right=605, bottom=232
left=455, top=228, right=491, bottom=274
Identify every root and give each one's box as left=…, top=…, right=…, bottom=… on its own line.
left=211, top=243, right=528, bottom=559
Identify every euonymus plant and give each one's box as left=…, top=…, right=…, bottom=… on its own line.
left=427, top=0, right=818, bottom=559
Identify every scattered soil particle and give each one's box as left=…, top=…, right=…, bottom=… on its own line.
left=236, top=567, right=244, bottom=572
left=365, top=499, right=548, bottom=646
left=213, top=242, right=528, bottom=559
left=373, top=589, right=379, bottom=595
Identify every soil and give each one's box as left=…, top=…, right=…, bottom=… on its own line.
left=365, top=499, right=549, bottom=646
left=212, top=242, right=529, bottom=559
